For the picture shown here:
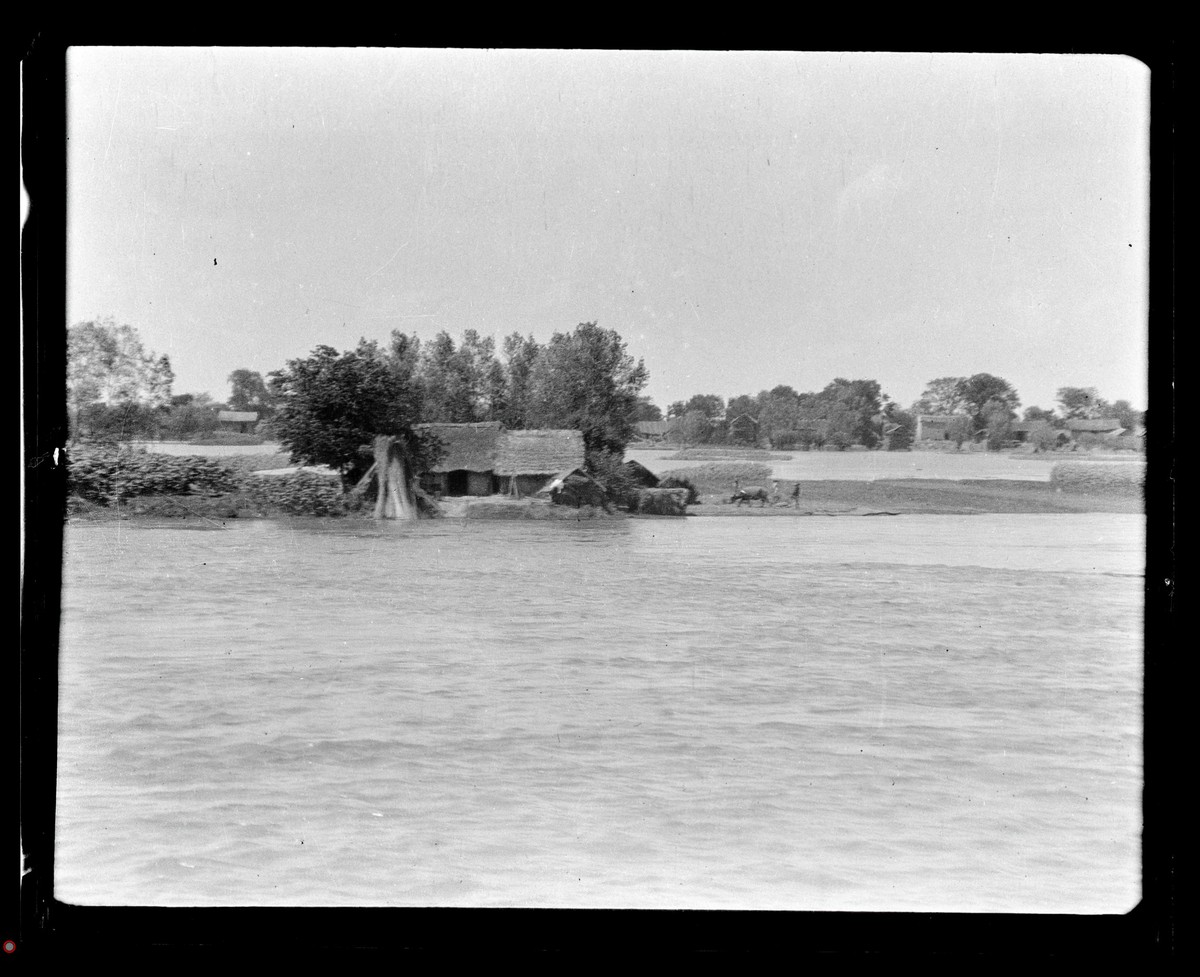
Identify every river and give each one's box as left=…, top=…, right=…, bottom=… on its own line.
left=56, top=513, right=1144, bottom=911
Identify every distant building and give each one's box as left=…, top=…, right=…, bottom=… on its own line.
left=914, top=414, right=970, bottom=441
left=216, top=410, right=258, bottom=433
left=634, top=420, right=671, bottom=442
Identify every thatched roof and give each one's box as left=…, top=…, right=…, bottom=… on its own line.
left=620, top=459, right=660, bottom=487
left=217, top=411, right=258, bottom=423
left=416, top=421, right=504, bottom=472
left=494, top=429, right=585, bottom=476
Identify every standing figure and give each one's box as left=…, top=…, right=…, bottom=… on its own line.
left=791, top=481, right=801, bottom=509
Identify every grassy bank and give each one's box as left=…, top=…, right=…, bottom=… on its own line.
left=689, top=478, right=1143, bottom=515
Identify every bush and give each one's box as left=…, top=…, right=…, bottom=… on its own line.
left=242, top=470, right=346, bottom=515
left=1050, top=461, right=1145, bottom=496
left=656, top=476, right=699, bottom=504
left=67, top=444, right=240, bottom=503
left=636, top=488, right=688, bottom=515
left=586, top=449, right=641, bottom=509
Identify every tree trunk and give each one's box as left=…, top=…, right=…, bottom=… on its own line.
left=373, top=435, right=418, bottom=520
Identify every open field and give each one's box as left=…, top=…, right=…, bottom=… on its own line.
left=627, top=446, right=1059, bottom=482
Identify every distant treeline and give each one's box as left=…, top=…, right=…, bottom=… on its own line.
left=67, top=319, right=1144, bottom=468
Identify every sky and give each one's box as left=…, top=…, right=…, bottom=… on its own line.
left=64, top=49, right=1150, bottom=413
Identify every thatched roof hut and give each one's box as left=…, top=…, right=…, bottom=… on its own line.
left=620, top=459, right=660, bottom=487
left=494, top=429, right=585, bottom=478
left=495, top=429, right=585, bottom=498
left=416, top=422, right=504, bottom=473
left=413, top=423, right=585, bottom=498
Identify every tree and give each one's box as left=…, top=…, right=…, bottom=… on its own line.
left=982, top=399, right=1014, bottom=450
left=630, top=396, right=663, bottom=422
left=1023, top=405, right=1060, bottom=426
left=161, top=392, right=221, bottom=439
left=499, top=333, right=541, bottom=429
left=724, top=394, right=760, bottom=446
left=959, top=374, right=1020, bottom=428
left=1026, top=421, right=1060, bottom=453
left=419, top=332, right=477, bottom=423
left=525, top=322, right=649, bottom=460
left=68, top=319, right=174, bottom=434
left=911, top=377, right=967, bottom=416
left=227, top=369, right=274, bottom=414
left=883, top=406, right=915, bottom=451
left=757, top=386, right=802, bottom=448
left=945, top=415, right=975, bottom=449
left=678, top=409, right=712, bottom=446
left=268, top=340, right=431, bottom=487
left=1056, top=386, right=1105, bottom=419
left=1109, top=399, right=1143, bottom=431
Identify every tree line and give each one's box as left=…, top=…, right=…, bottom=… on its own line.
left=67, top=319, right=650, bottom=487
left=67, top=317, right=1144, bottom=483
left=663, top=373, right=1144, bottom=452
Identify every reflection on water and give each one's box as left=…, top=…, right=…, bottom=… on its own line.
left=57, top=514, right=1143, bottom=911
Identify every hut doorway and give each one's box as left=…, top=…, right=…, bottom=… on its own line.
left=446, top=470, right=470, bottom=496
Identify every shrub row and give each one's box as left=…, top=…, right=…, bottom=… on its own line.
left=67, top=444, right=241, bottom=502
left=1050, top=461, right=1146, bottom=496
left=242, top=470, right=346, bottom=515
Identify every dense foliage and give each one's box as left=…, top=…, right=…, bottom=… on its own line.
left=241, top=470, right=345, bottom=516
left=525, top=322, right=649, bottom=459
left=68, top=319, right=175, bottom=432
left=268, top=340, right=434, bottom=487
left=67, top=445, right=240, bottom=503
left=1050, top=461, right=1145, bottom=496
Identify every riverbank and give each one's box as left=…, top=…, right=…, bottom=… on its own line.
left=65, top=476, right=1141, bottom=524
left=689, top=478, right=1142, bottom=516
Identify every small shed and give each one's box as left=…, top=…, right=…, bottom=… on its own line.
left=217, top=410, right=259, bottom=434
left=634, top=420, right=670, bottom=443
left=495, top=429, right=586, bottom=497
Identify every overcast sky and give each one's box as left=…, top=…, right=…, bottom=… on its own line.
left=65, top=49, right=1150, bottom=413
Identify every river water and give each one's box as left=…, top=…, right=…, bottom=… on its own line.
left=56, top=513, right=1144, bottom=912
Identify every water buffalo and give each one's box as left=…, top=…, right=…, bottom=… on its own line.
left=731, top=486, right=770, bottom=506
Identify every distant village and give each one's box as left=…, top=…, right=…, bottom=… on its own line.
left=65, top=319, right=1146, bottom=512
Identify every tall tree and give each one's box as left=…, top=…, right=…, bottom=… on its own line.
left=1023, top=405, right=1059, bottom=425
left=268, top=340, right=430, bottom=487
left=959, top=373, right=1020, bottom=427
left=1056, top=386, right=1112, bottom=419
left=1109, top=399, right=1143, bottom=431
left=525, top=322, right=649, bottom=459
left=500, top=333, right=541, bottom=429
left=756, top=385, right=802, bottom=447
left=630, top=396, right=663, bottom=422
left=418, top=332, right=476, bottom=422
left=68, top=318, right=174, bottom=420
left=911, top=376, right=967, bottom=416
left=227, top=369, right=274, bottom=414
